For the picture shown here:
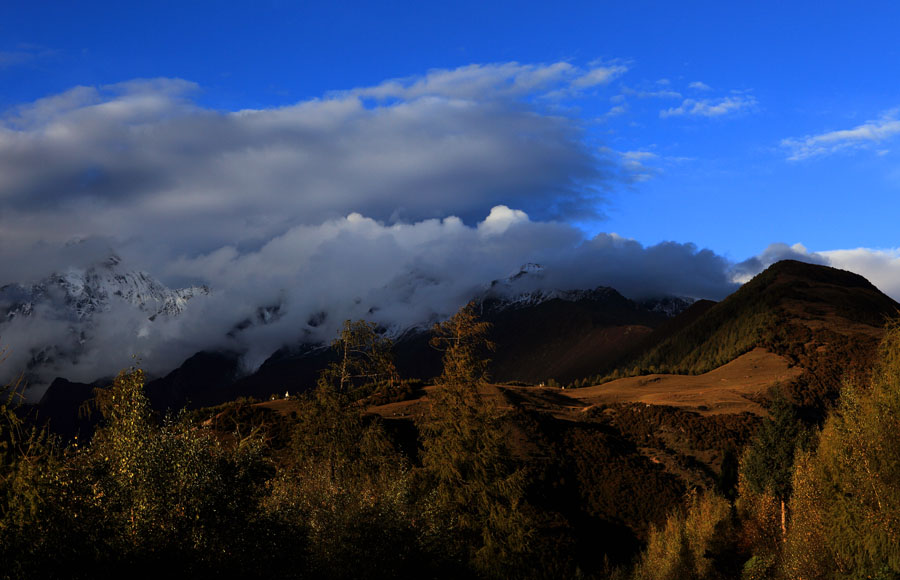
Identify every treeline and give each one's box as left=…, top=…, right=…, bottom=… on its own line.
left=630, top=320, right=900, bottom=578
left=0, top=305, right=540, bottom=579
left=3, top=303, right=900, bottom=578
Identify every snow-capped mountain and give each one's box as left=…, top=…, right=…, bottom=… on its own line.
left=1, top=254, right=209, bottom=323
left=0, top=255, right=211, bottom=392
left=481, top=263, right=695, bottom=316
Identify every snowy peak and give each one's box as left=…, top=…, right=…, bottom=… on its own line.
left=489, top=262, right=546, bottom=291
left=482, top=263, right=694, bottom=317
left=638, top=296, right=696, bottom=318
left=1, top=255, right=209, bottom=323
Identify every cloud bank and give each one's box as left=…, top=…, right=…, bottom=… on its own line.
left=0, top=64, right=635, bottom=285
left=0, top=205, right=741, bottom=396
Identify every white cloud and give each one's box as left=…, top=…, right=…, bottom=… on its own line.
left=733, top=242, right=900, bottom=301
left=347, top=61, right=628, bottom=103
left=688, top=81, right=711, bottom=91
left=821, top=247, right=900, bottom=300
left=350, top=62, right=576, bottom=101
left=603, top=104, right=628, bottom=118
left=478, top=205, right=531, bottom=235
left=0, top=66, right=626, bottom=286
left=661, top=94, right=757, bottom=118
left=571, top=64, right=629, bottom=89
left=730, top=243, right=828, bottom=283
left=781, top=110, right=900, bottom=160
left=619, top=150, right=659, bottom=182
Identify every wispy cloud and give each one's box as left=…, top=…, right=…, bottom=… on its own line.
left=0, top=44, right=57, bottom=69
left=348, top=60, right=627, bottom=102
left=660, top=94, right=757, bottom=118
left=688, top=81, right=711, bottom=91
left=621, top=86, right=682, bottom=100
left=598, top=148, right=662, bottom=183
left=781, top=110, right=900, bottom=160
left=603, top=103, right=628, bottom=118
left=619, top=150, right=659, bottom=182
left=571, top=63, right=628, bottom=89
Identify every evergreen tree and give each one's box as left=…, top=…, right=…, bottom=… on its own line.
left=420, top=302, right=533, bottom=578
left=739, top=394, right=810, bottom=539
left=270, top=328, right=419, bottom=580
left=715, top=446, right=739, bottom=502
left=320, top=319, right=398, bottom=397
left=429, top=301, right=494, bottom=387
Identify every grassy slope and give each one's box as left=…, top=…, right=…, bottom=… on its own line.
left=626, top=260, right=898, bottom=377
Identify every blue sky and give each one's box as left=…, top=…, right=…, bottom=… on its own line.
left=3, top=2, right=900, bottom=291
left=4, top=1, right=899, bottom=262
left=4, top=1, right=900, bottom=386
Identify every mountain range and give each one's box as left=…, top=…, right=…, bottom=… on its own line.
left=28, top=259, right=899, bottom=444
left=14, top=258, right=900, bottom=574
left=1, top=254, right=208, bottom=323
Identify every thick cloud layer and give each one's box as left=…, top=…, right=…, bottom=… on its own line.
left=0, top=65, right=628, bottom=285
left=0, top=206, right=740, bottom=396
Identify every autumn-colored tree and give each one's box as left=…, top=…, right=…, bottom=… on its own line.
left=780, top=449, right=828, bottom=580
left=74, top=369, right=282, bottom=574
left=782, top=319, right=900, bottom=578
left=0, top=369, right=66, bottom=578
left=634, top=490, right=737, bottom=580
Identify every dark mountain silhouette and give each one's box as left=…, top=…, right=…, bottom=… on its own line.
left=34, top=377, right=101, bottom=440
left=35, top=260, right=900, bottom=435
left=33, top=285, right=679, bottom=425
left=145, top=351, right=243, bottom=412
left=628, top=260, right=899, bottom=376
left=482, top=287, right=669, bottom=384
